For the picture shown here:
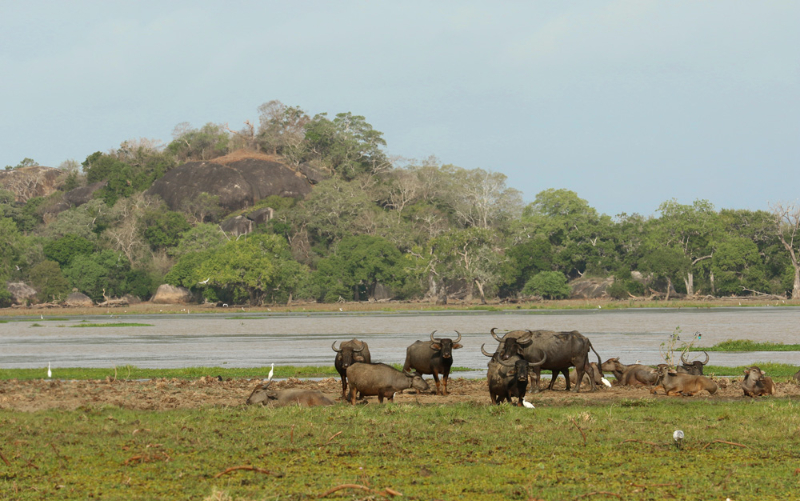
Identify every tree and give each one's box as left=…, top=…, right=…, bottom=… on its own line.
left=141, top=209, right=191, bottom=250
left=180, top=192, right=223, bottom=225
left=770, top=202, right=800, bottom=298
left=28, top=260, right=70, bottom=302
left=256, top=100, right=310, bottom=156
left=522, top=271, right=571, bottom=299
left=499, top=237, right=553, bottom=296
left=431, top=228, right=502, bottom=303
left=653, top=199, right=720, bottom=296
left=63, top=250, right=131, bottom=301
left=711, top=237, right=768, bottom=296
left=311, top=235, right=406, bottom=302
left=639, top=246, right=690, bottom=300
left=0, top=217, right=26, bottom=279
left=441, top=166, right=523, bottom=230
left=43, top=234, right=95, bottom=266
left=167, top=122, right=230, bottom=162
left=170, top=223, right=229, bottom=257
left=4, top=158, right=38, bottom=170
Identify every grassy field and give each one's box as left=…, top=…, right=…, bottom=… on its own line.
left=692, top=339, right=800, bottom=352
left=1, top=399, right=798, bottom=500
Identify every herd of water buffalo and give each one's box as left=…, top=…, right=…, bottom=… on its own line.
left=246, top=328, right=800, bottom=407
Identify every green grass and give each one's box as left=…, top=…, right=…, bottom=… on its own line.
left=692, top=339, right=800, bottom=352
left=1, top=399, right=798, bottom=500
left=69, top=322, right=153, bottom=328
left=704, top=363, right=798, bottom=377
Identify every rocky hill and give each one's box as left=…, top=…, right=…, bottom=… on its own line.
left=146, top=150, right=316, bottom=212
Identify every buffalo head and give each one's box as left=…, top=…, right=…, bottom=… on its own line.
left=679, top=351, right=709, bottom=375
left=332, top=339, right=366, bottom=370
left=429, top=330, right=463, bottom=359
left=490, top=328, right=532, bottom=361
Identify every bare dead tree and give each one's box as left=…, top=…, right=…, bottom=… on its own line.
left=770, top=201, right=800, bottom=299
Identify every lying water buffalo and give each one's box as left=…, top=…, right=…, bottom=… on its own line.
left=346, top=362, right=429, bottom=404
left=403, top=330, right=463, bottom=395
left=678, top=351, right=709, bottom=375
left=795, top=369, right=800, bottom=384
left=246, top=385, right=335, bottom=407
left=490, top=328, right=602, bottom=393
left=741, top=366, right=775, bottom=397
left=482, top=344, right=546, bottom=405
left=569, top=362, right=610, bottom=388
left=651, top=365, right=718, bottom=396
left=601, top=358, right=659, bottom=387
left=332, top=338, right=371, bottom=399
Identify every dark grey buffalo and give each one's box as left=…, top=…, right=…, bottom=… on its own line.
left=794, top=369, right=800, bottom=385
left=246, top=385, right=335, bottom=407
left=345, top=362, right=429, bottom=404
left=490, top=328, right=602, bottom=393
left=403, top=330, right=463, bottom=395
left=677, top=351, right=709, bottom=375
left=332, top=339, right=371, bottom=399
left=482, top=344, right=546, bottom=405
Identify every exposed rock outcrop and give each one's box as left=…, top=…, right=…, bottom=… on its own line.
left=64, top=292, right=94, bottom=307
left=6, top=282, right=38, bottom=305
left=145, top=150, right=312, bottom=213
left=151, top=284, right=192, bottom=304
left=570, top=277, right=614, bottom=299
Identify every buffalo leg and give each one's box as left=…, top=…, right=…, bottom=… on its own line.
left=529, top=368, right=541, bottom=393
left=340, top=376, right=348, bottom=400
left=442, top=368, right=451, bottom=396
left=431, top=370, right=442, bottom=395
left=348, top=385, right=358, bottom=405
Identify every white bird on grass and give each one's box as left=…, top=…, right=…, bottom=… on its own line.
left=47, top=362, right=51, bottom=379
left=522, top=398, right=535, bottom=409
left=673, top=429, right=684, bottom=450
left=601, top=377, right=612, bottom=388
left=268, top=363, right=274, bottom=381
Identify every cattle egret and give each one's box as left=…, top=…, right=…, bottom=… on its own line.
left=339, top=307, right=343, bottom=311
left=522, top=398, right=535, bottom=409
left=673, top=430, right=684, bottom=450
left=601, top=377, right=612, bottom=388
left=222, top=303, right=228, bottom=307
left=198, top=278, right=210, bottom=285
left=47, top=362, right=51, bottom=379
left=268, top=363, right=274, bottom=381
left=40, top=314, right=44, bottom=320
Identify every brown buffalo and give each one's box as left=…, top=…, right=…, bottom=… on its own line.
left=621, top=364, right=662, bottom=387
left=741, top=366, right=775, bottom=397
left=678, top=351, right=709, bottom=375
left=332, top=339, right=371, bottom=399
left=651, top=365, right=718, bottom=396
left=403, top=330, right=463, bottom=395
left=345, top=363, right=429, bottom=404
left=569, top=362, right=609, bottom=387
left=246, top=386, right=335, bottom=407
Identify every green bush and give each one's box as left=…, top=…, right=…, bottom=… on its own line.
left=522, top=271, right=571, bottom=299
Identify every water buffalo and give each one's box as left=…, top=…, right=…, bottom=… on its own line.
left=246, top=384, right=335, bottom=407
left=621, top=365, right=661, bottom=387
left=569, top=362, right=610, bottom=388
left=403, top=330, right=463, bottom=395
left=490, top=328, right=602, bottom=393
left=600, top=357, right=627, bottom=383
left=678, top=351, right=709, bottom=375
left=794, top=369, right=800, bottom=384
left=332, top=338, right=371, bottom=399
left=345, top=362, right=429, bottom=404
left=482, top=344, right=546, bottom=405
left=741, top=366, right=775, bottom=397
left=651, top=365, right=718, bottom=396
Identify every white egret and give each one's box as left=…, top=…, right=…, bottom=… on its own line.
left=268, top=363, right=274, bottom=381
left=601, top=377, right=612, bottom=388
left=522, top=398, right=535, bottom=409
left=198, top=278, right=210, bottom=285
left=673, top=429, right=684, bottom=450
left=47, top=362, right=51, bottom=379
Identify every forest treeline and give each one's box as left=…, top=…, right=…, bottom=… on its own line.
left=2, top=100, right=800, bottom=306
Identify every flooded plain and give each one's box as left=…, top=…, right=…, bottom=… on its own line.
left=1, top=307, right=798, bottom=376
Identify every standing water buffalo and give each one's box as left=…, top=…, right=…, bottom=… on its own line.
left=403, top=330, right=463, bottom=395
left=482, top=344, right=547, bottom=405
left=332, top=339, right=371, bottom=399
left=490, top=328, right=602, bottom=393
left=678, top=351, right=709, bottom=375
left=346, top=363, right=429, bottom=404
left=651, top=365, right=718, bottom=396
left=741, top=366, right=775, bottom=397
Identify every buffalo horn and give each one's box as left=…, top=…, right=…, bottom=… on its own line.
left=453, top=330, right=462, bottom=343
left=680, top=350, right=689, bottom=365
left=527, top=351, right=547, bottom=367
left=518, top=331, right=533, bottom=345
left=490, top=328, right=503, bottom=342
left=331, top=341, right=342, bottom=353
left=353, top=340, right=365, bottom=352
left=429, top=330, right=439, bottom=342
left=701, top=350, right=709, bottom=365
left=480, top=343, right=495, bottom=357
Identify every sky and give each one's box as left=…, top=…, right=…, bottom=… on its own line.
left=1, top=1, right=798, bottom=217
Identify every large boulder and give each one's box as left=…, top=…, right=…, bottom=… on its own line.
left=6, top=282, right=38, bottom=305
left=570, top=277, right=614, bottom=299
left=64, top=292, right=94, bottom=307
left=151, top=284, right=192, bottom=304
left=219, top=215, right=254, bottom=236
left=145, top=150, right=312, bottom=213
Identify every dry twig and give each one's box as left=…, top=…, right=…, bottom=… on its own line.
left=0, top=448, right=10, bottom=466
left=327, top=431, right=343, bottom=443
left=213, top=465, right=284, bottom=479
left=702, top=439, right=747, bottom=450
left=569, top=417, right=587, bottom=447
left=317, top=483, right=402, bottom=498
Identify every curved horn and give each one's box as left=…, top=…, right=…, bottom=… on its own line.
left=680, top=350, right=689, bottom=365
left=527, top=351, right=547, bottom=368
left=480, top=344, right=494, bottom=357
left=453, top=330, right=462, bottom=343
left=429, top=330, right=438, bottom=342
left=497, top=357, right=517, bottom=367
left=490, top=328, right=503, bottom=342
left=701, top=350, right=709, bottom=365
left=517, top=332, right=533, bottom=345
left=353, top=340, right=365, bottom=352
left=331, top=341, right=342, bottom=353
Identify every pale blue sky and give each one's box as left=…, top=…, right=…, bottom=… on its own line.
left=1, top=1, right=798, bottom=216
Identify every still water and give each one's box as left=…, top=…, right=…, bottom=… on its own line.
left=1, top=308, right=798, bottom=376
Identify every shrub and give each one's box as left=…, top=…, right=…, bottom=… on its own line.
left=522, top=271, right=571, bottom=299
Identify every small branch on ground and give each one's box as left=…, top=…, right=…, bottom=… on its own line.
left=569, top=417, right=587, bottom=447
left=327, top=431, right=343, bottom=443
left=317, top=484, right=402, bottom=498
left=702, top=439, right=747, bottom=450
left=213, top=465, right=284, bottom=479
left=0, top=448, right=10, bottom=466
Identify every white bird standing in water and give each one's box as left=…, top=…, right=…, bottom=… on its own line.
left=47, top=362, right=51, bottom=379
